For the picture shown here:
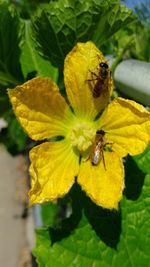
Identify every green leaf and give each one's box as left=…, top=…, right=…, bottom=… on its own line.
left=133, top=143, right=150, bottom=174
left=41, top=202, right=59, bottom=227
left=34, top=228, right=52, bottom=267
left=132, top=26, right=150, bottom=62
left=32, top=0, right=135, bottom=68
left=33, top=168, right=150, bottom=267
left=91, top=3, right=135, bottom=47
left=0, top=1, right=24, bottom=86
left=109, top=23, right=150, bottom=64
left=20, top=20, right=58, bottom=81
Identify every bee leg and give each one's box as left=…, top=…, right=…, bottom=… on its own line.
left=101, top=149, right=106, bottom=171
left=86, top=70, right=98, bottom=82
left=89, top=70, right=99, bottom=78
left=104, top=142, right=114, bottom=152
left=87, top=78, right=98, bottom=82
left=82, top=155, right=90, bottom=162
left=105, top=142, right=113, bottom=145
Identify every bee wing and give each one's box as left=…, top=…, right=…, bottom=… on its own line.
left=100, top=148, right=106, bottom=171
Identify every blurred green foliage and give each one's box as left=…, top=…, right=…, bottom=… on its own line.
left=103, top=0, right=150, bottom=70
left=108, top=23, right=150, bottom=71
left=0, top=0, right=57, bottom=154
left=9, top=0, right=50, bottom=19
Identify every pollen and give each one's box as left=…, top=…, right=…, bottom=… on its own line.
left=70, top=122, right=95, bottom=152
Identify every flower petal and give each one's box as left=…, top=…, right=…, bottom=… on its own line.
left=78, top=152, right=124, bottom=209
left=29, top=140, right=79, bottom=206
left=8, top=77, right=75, bottom=140
left=64, top=41, right=113, bottom=120
left=98, top=98, right=150, bottom=157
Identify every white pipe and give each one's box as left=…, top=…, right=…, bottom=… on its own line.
left=114, top=59, right=150, bottom=106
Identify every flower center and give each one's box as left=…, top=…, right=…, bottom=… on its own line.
left=70, top=122, right=95, bottom=152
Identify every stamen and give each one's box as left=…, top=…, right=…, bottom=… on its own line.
left=70, top=122, right=95, bottom=152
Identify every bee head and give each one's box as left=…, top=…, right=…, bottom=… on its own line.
left=96, top=129, right=105, bottom=136
left=100, top=62, right=108, bottom=69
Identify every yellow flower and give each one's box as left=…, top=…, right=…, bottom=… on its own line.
left=8, top=41, right=150, bottom=209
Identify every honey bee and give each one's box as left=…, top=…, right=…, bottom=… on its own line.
left=90, top=130, right=112, bottom=170
left=88, top=62, right=110, bottom=98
